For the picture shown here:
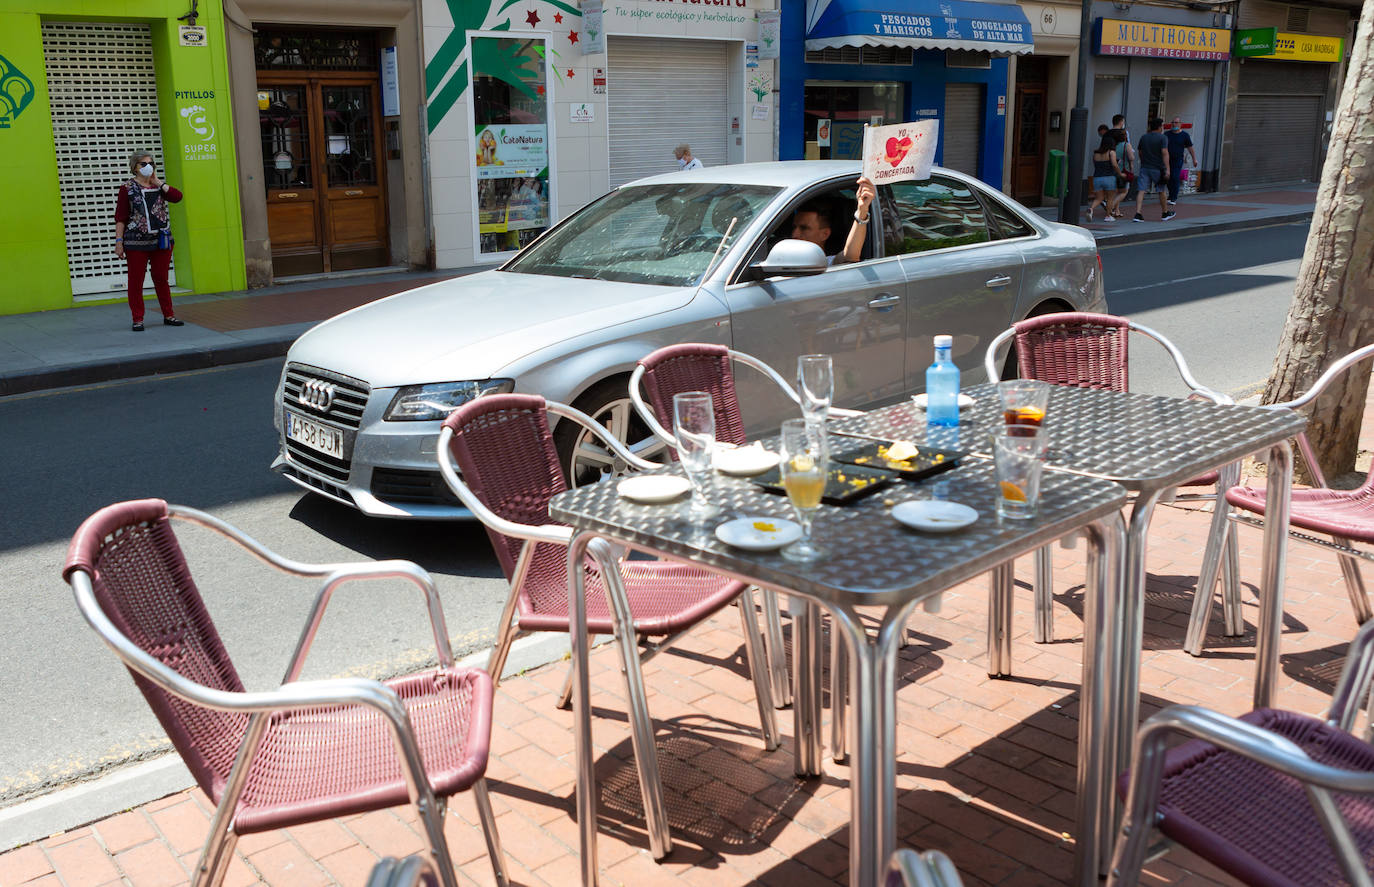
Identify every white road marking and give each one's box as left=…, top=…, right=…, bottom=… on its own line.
left=1109, top=259, right=1299, bottom=295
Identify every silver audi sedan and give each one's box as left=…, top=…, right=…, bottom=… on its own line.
left=272, top=161, right=1106, bottom=519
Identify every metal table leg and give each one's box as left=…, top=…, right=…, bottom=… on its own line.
left=792, top=599, right=824, bottom=777
left=986, top=562, right=1014, bottom=677
left=568, top=533, right=599, bottom=887
left=1255, top=439, right=1293, bottom=708
left=1071, top=515, right=1124, bottom=887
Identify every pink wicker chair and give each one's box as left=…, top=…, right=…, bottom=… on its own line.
left=983, top=312, right=1236, bottom=656
left=1109, top=617, right=1374, bottom=887
left=437, top=393, right=779, bottom=860
left=1200, top=343, right=1374, bottom=647
left=63, top=500, right=505, bottom=887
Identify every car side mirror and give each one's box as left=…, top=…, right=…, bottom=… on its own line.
left=747, top=239, right=828, bottom=279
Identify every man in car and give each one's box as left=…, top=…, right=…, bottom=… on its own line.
left=790, top=176, right=876, bottom=265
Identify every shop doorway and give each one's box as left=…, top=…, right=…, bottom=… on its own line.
left=1011, top=57, right=1049, bottom=203
left=256, top=30, right=388, bottom=277
left=804, top=81, right=906, bottom=160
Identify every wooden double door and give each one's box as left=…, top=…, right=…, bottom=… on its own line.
left=259, top=74, right=388, bottom=277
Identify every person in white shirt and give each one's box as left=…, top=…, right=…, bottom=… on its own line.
left=674, top=143, right=704, bottom=171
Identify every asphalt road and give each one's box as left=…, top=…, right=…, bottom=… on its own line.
left=0, top=220, right=1307, bottom=806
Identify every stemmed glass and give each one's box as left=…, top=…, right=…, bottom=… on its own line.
left=672, top=391, right=720, bottom=524
left=798, top=354, right=834, bottom=427
left=779, top=418, right=828, bottom=562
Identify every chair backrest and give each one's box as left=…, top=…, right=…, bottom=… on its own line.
left=1013, top=312, right=1131, bottom=391
left=637, top=343, right=748, bottom=448
left=441, top=394, right=568, bottom=581
left=63, top=499, right=248, bottom=800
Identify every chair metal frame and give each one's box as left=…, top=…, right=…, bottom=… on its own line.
left=1188, top=343, right=1374, bottom=653
left=1109, top=618, right=1374, bottom=887
left=438, top=396, right=779, bottom=860
left=887, top=848, right=967, bottom=887
left=981, top=313, right=1237, bottom=655
left=65, top=503, right=506, bottom=887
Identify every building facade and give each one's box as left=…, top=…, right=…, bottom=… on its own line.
left=779, top=0, right=1034, bottom=189
left=222, top=0, right=429, bottom=287
left=420, top=0, right=778, bottom=270
left=1220, top=0, right=1355, bottom=189
left=0, top=1, right=244, bottom=316
left=1004, top=0, right=1084, bottom=205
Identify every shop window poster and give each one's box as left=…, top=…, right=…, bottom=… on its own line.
left=472, top=34, right=551, bottom=254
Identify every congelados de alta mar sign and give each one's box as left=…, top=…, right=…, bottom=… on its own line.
left=1092, top=18, right=1231, bottom=60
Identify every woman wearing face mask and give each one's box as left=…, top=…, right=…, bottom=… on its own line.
left=114, top=151, right=184, bottom=331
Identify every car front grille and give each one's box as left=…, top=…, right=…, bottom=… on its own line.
left=370, top=468, right=462, bottom=506
left=281, top=363, right=370, bottom=484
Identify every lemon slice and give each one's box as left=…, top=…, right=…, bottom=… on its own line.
left=885, top=440, right=919, bottom=461
left=752, top=521, right=777, bottom=532
left=1000, top=481, right=1027, bottom=502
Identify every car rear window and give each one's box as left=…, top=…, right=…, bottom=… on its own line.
left=880, top=178, right=992, bottom=255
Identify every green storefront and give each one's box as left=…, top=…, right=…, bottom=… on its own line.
left=0, top=1, right=244, bottom=316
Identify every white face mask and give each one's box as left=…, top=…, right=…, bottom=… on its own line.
left=138, top=163, right=154, bottom=177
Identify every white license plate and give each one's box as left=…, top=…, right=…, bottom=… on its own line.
left=285, top=411, right=344, bottom=459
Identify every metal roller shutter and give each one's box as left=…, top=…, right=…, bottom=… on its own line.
left=608, top=37, right=729, bottom=187
left=1231, top=93, right=1322, bottom=186
left=43, top=21, right=173, bottom=296
left=942, top=83, right=982, bottom=177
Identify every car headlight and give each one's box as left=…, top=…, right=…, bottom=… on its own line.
left=384, top=379, right=515, bottom=421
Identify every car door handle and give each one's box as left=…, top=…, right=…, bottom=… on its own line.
left=867, top=293, right=901, bottom=311
left=985, top=275, right=1013, bottom=288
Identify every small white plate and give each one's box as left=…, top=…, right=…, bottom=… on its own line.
left=715, top=517, right=803, bottom=551
left=617, top=474, right=692, bottom=504
left=891, top=500, right=979, bottom=532
left=910, top=393, right=976, bottom=409
left=713, top=443, right=780, bottom=476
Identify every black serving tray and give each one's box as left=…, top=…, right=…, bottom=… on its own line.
left=750, top=462, right=896, bottom=505
left=831, top=440, right=966, bottom=482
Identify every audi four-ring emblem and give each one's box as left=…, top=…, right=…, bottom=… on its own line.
left=298, top=379, right=336, bottom=412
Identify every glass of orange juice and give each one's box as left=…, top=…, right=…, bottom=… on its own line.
left=994, top=428, right=1048, bottom=520
left=779, top=418, right=828, bottom=561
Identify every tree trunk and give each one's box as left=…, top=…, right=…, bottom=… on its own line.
left=1262, top=0, right=1374, bottom=482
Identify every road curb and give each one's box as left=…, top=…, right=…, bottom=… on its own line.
left=1089, top=210, right=1313, bottom=247
left=0, top=339, right=294, bottom=398
left=0, top=631, right=589, bottom=852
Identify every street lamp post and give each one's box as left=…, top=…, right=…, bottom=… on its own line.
left=1060, top=0, right=1096, bottom=223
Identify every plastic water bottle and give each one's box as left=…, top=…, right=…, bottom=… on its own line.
left=926, top=334, right=960, bottom=428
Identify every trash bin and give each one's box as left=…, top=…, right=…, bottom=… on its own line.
left=1043, top=149, right=1066, bottom=199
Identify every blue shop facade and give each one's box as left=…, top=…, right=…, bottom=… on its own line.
left=779, top=0, right=1033, bottom=189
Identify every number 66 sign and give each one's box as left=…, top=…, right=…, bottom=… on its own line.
left=861, top=119, right=939, bottom=185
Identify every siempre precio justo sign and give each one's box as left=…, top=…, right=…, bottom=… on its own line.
left=1092, top=18, right=1231, bottom=60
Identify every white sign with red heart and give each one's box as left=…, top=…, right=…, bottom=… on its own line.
left=861, top=120, right=939, bottom=185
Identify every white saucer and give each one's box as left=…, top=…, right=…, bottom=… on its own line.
left=713, top=443, right=780, bottom=476
left=715, top=517, right=803, bottom=551
left=910, top=393, right=976, bottom=409
left=617, top=475, right=691, bottom=504
left=891, top=500, right=978, bottom=532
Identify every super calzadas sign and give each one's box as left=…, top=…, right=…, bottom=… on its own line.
left=861, top=120, right=938, bottom=186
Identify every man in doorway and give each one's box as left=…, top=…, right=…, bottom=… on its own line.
left=1133, top=117, right=1174, bottom=222
left=789, top=176, right=876, bottom=265
left=1164, top=117, right=1198, bottom=206
left=674, top=143, right=704, bottom=170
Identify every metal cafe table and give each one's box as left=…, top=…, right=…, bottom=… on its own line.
left=830, top=382, right=1305, bottom=867
left=550, top=458, right=1127, bottom=887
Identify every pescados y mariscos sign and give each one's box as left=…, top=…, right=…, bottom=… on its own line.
left=473, top=124, right=548, bottom=178
left=1093, top=18, right=1231, bottom=60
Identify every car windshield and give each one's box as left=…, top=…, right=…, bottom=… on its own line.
left=504, top=182, right=781, bottom=286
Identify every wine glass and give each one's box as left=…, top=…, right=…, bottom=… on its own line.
left=779, top=418, right=828, bottom=562
left=798, top=354, right=833, bottom=427
left=672, top=391, right=720, bottom=523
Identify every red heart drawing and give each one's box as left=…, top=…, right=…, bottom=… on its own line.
left=885, top=137, right=912, bottom=167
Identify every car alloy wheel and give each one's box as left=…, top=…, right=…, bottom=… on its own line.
left=562, top=390, right=670, bottom=488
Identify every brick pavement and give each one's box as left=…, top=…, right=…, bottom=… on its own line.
left=4, top=386, right=1369, bottom=886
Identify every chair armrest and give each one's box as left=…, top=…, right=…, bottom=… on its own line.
left=732, top=350, right=803, bottom=407
left=168, top=505, right=366, bottom=578
left=983, top=326, right=1017, bottom=383
left=1329, top=619, right=1374, bottom=732
left=1134, top=704, right=1374, bottom=795
left=437, top=427, right=577, bottom=547
left=629, top=364, right=677, bottom=448
left=282, top=560, right=456, bottom=683
left=1128, top=320, right=1228, bottom=404
left=888, top=848, right=966, bottom=887
left=1271, top=343, right=1374, bottom=411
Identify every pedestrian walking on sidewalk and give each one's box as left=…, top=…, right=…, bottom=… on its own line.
left=1087, top=134, right=1122, bottom=223
left=114, top=151, right=184, bottom=332
left=674, top=143, right=704, bottom=171
left=1112, top=115, right=1139, bottom=214
left=1133, top=118, right=1175, bottom=223
left=1165, top=117, right=1198, bottom=206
